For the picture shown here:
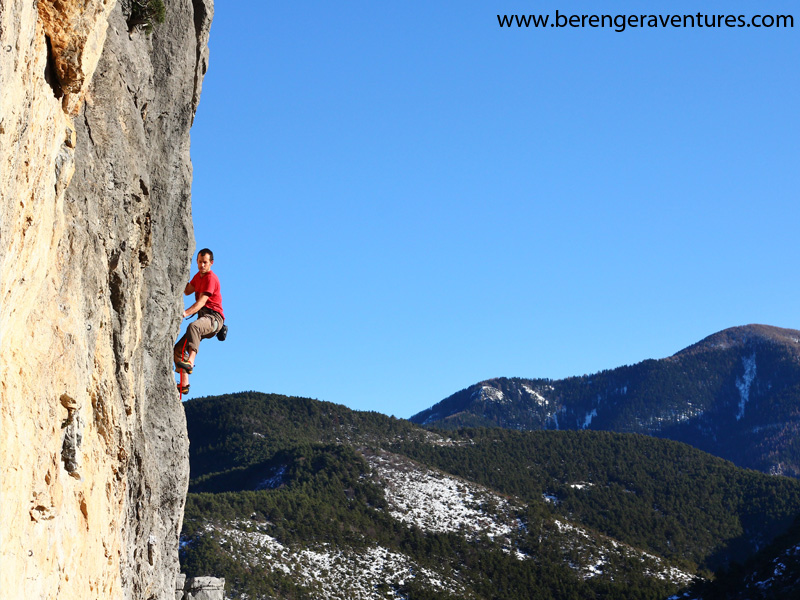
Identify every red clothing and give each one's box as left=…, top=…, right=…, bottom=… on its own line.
left=191, top=270, right=224, bottom=320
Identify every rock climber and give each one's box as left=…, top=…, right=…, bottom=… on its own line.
left=174, top=248, right=225, bottom=394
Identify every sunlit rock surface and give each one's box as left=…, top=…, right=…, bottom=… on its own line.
left=0, top=0, right=212, bottom=597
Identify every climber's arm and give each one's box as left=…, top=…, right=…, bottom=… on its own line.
left=183, top=293, right=209, bottom=319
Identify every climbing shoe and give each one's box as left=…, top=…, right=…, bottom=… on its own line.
left=175, top=358, right=193, bottom=373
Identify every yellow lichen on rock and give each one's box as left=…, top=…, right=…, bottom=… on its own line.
left=36, top=0, right=117, bottom=114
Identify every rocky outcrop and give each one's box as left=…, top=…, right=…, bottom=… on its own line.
left=0, top=1, right=212, bottom=598
left=176, top=575, right=226, bottom=600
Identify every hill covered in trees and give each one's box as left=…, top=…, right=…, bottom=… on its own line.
left=410, top=325, right=800, bottom=477
left=684, top=516, right=800, bottom=599
left=180, top=391, right=800, bottom=599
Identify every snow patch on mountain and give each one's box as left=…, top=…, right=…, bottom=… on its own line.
left=582, top=409, right=598, bottom=429
left=750, top=542, right=800, bottom=592
left=553, top=520, right=693, bottom=585
left=634, top=402, right=709, bottom=432
left=674, top=403, right=705, bottom=423
left=736, top=353, right=757, bottom=421
left=549, top=409, right=560, bottom=430
left=208, top=522, right=468, bottom=599
left=675, top=541, right=800, bottom=599
left=367, top=451, right=518, bottom=544
left=570, top=482, right=593, bottom=490
left=522, top=384, right=550, bottom=406
left=473, top=385, right=506, bottom=404
left=256, top=465, right=286, bottom=490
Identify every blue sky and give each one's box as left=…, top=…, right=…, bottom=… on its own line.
left=181, top=1, right=799, bottom=417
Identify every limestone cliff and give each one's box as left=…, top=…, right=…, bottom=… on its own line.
left=0, top=0, right=213, bottom=598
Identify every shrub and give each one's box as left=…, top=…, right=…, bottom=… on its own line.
left=128, top=0, right=166, bottom=34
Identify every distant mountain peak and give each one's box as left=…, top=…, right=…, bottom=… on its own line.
left=411, top=325, right=800, bottom=477
left=675, top=324, right=800, bottom=357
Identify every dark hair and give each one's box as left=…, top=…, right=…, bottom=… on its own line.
left=198, top=248, right=214, bottom=261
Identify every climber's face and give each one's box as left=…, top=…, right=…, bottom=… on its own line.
left=197, top=252, right=213, bottom=275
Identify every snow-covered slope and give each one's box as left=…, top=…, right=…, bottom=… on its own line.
left=367, top=450, right=519, bottom=542
left=202, top=521, right=468, bottom=600
left=186, top=446, right=692, bottom=599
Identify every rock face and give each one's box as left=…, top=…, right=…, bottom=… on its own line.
left=0, top=1, right=212, bottom=598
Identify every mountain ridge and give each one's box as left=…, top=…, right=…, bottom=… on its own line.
left=410, top=325, right=800, bottom=477
left=674, top=324, right=800, bottom=358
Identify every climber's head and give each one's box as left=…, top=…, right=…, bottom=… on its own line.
left=197, top=248, right=214, bottom=275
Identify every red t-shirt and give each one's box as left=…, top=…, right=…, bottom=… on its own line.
left=191, top=270, right=224, bottom=320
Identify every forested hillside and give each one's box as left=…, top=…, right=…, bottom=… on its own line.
left=180, top=392, right=800, bottom=599
left=684, top=516, right=800, bottom=599
left=410, top=325, right=800, bottom=477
